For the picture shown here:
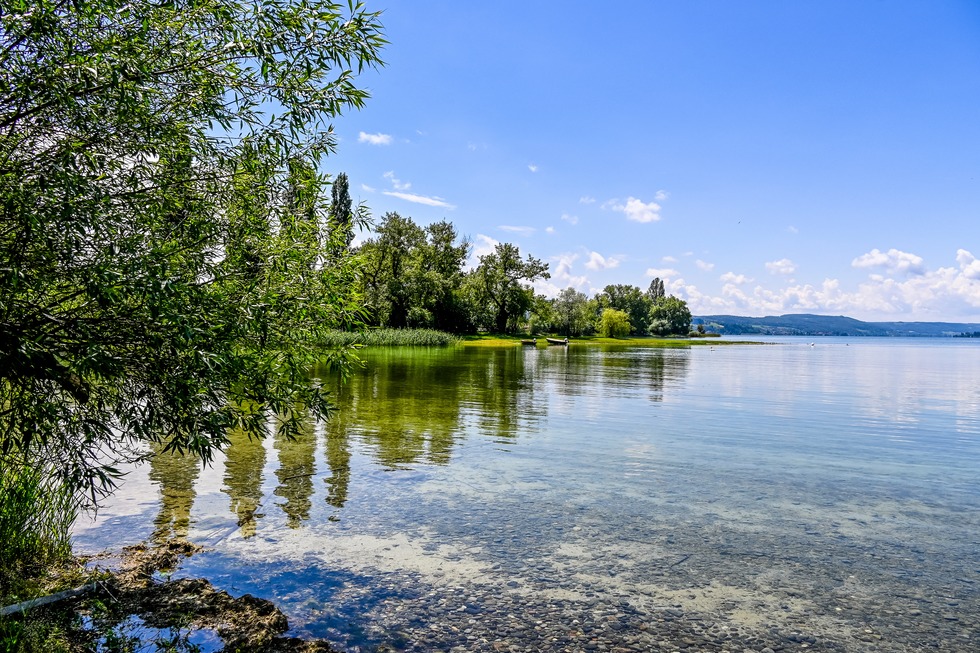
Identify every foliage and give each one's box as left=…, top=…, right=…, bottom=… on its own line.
left=0, top=0, right=385, bottom=514
left=358, top=213, right=471, bottom=331
left=649, top=296, right=693, bottom=335
left=646, top=277, right=666, bottom=303
left=596, top=284, right=650, bottom=335
left=0, top=463, right=76, bottom=595
left=598, top=308, right=632, bottom=338
left=469, top=243, right=550, bottom=333
left=552, top=288, right=592, bottom=336
left=319, top=328, right=461, bottom=347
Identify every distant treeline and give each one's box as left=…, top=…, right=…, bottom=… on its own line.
left=697, top=314, right=980, bottom=337
left=356, top=212, right=692, bottom=336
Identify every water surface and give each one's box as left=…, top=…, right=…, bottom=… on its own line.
left=75, top=339, right=980, bottom=652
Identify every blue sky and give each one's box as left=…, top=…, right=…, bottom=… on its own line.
left=327, top=1, right=980, bottom=322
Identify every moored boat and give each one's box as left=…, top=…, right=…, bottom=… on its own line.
left=521, top=338, right=537, bottom=345
left=545, top=337, right=569, bottom=345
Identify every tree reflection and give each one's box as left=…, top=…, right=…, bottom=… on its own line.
left=148, top=444, right=200, bottom=542
left=222, top=428, right=266, bottom=538
left=274, top=418, right=317, bottom=528
left=145, top=346, right=688, bottom=532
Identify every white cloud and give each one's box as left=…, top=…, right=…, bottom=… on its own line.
left=957, top=249, right=980, bottom=280
left=358, top=131, right=392, bottom=145
left=467, top=234, right=500, bottom=270
left=678, top=250, right=980, bottom=321
left=696, top=259, right=714, bottom=272
left=584, top=251, right=622, bottom=271
left=579, top=196, right=596, bottom=204
left=852, top=248, right=925, bottom=276
left=655, top=189, right=669, bottom=201
left=499, top=225, right=536, bottom=236
left=787, top=225, right=799, bottom=234
left=645, top=267, right=679, bottom=278
left=528, top=163, right=538, bottom=173
left=383, top=171, right=411, bottom=191
left=766, top=258, right=797, bottom=275
left=383, top=191, right=456, bottom=209
left=662, top=256, right=678, bottom=264
left=550, top=253, right=588, bottom=289
left=560, top=213, right=578, bottom=225
left=360, top=184, right=375, bottom=193
left=545, top=226, right=556, bottom=234
left=720, top=272, right=752, bottom=284
left=608, top=197, right=662, bottom=223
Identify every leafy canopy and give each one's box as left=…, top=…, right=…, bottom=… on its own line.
left=0, top=0, right=386, bottom=500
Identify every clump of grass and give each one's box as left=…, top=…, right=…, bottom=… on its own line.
left=319, top=328, right=461, bottom=347
left=0, top=462, right=77, bottom=600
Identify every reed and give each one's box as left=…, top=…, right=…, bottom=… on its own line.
left=319, top=328, right=461, bottom=347
left=0, top=462, right=77, bottom=597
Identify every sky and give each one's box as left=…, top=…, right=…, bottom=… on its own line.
left=326, top=1, right=980, bottom=322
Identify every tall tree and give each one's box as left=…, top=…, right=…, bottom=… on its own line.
left=649, top=296, right=693, bottom=336
left=0, top=0, right=386, bottom=511
left=646, top=277, right=666, bottom=303
left=552, top=288, right=591, bottom=336
left=597, top=284, right=651, bottom=335
left=358, top=212, right=426, bottom=328
left=471, top=243, right=550, bottom=333
left=328, top=172, right=354, bottom=257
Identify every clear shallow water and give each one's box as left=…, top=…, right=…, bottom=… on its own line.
left=75, top=339, right=980, bottom=652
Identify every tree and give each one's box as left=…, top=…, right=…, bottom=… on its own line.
left=597, top=284, right=651, bottom=335
left=646, top=277, right=666, bottom=303
left=357, top=212, right=426, bottom=328
left=0, top=0, right=386, bottom=514
left=471, top=243, right=550, bottom=333
left=599, top=308, right=632, bottom=338
left=649, top=296, right=693, bottom=336
left=329, top=172, right=355, bottom=252
left=552, top=288, right=592, bottom=336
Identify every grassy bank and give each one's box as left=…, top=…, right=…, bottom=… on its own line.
left=460, top=334, right=753, bottom=347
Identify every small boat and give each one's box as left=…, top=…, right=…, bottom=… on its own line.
left=546, top=337, right=569, bottom=346
left=521, top=338, right=537, bottom=345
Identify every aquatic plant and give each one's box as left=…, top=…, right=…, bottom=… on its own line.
left=319, top=328, right=461, bottom=347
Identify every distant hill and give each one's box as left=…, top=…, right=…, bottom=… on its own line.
left=695, top=313, right=980, bottom=337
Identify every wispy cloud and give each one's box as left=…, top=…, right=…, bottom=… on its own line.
left=585, top=251, right=622, bottom=271
left=545, top=226, right=556, bottom=234
left=645, top=267, right=679, bottom=278
left=655, top=189, right=669, bottom=201
left=787, top=225, right=799, bottom=234
left=579, top=196, right=596, bottom=204
left=696, top=259, right=714, bottom=272
left=382, top=191, right=456, bottom=209
left=360, top=184, right=375, bottom=193
left=662, top=255, right=678, bottom=264
left=852, top=248, right=925, bottom=276
left=358, top=131, right=392, bottom=146
left=528, top=163, right=539, bottom=173
left=606, top=197, right=663, bottom=223
left=499, top=225, right=536, bottom=236
left=383, top=171, right=410, bottom=191
left=560, top=213, right=578, bottom=225
left=765, top=258, right=797, bottom=275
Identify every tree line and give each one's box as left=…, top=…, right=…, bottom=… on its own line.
left=354, top=211, right=692, bottom=337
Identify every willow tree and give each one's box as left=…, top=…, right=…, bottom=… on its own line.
left=0, top=0, right=386, bottom=515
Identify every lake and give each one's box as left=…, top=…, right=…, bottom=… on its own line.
left=74, top=338, right=980, bottom=652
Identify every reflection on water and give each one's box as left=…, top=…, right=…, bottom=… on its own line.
left=77, top=340, right=980, bottom=653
